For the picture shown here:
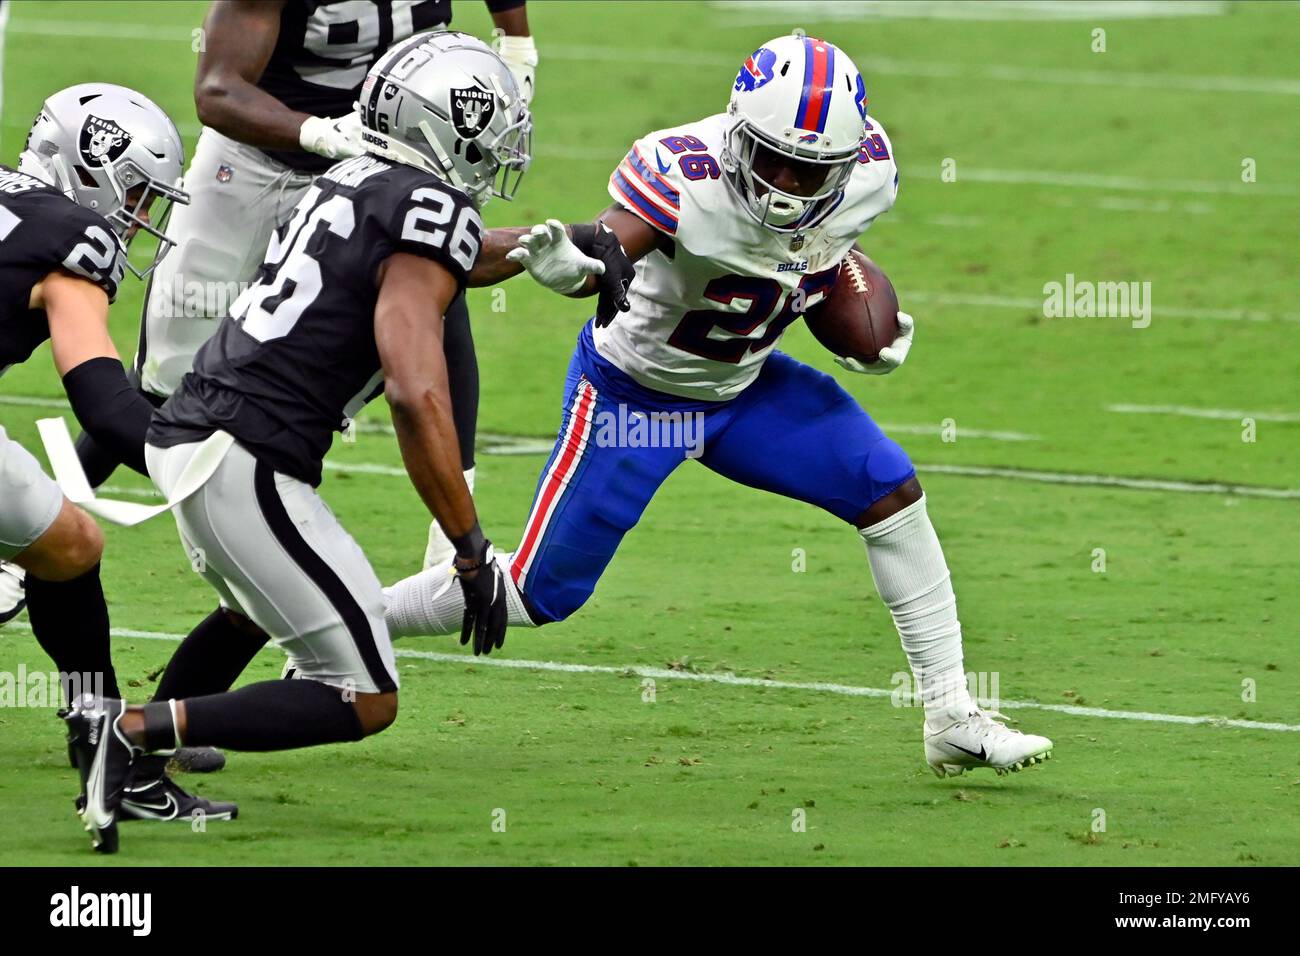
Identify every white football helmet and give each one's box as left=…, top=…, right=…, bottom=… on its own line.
left=20, top=83, right=189, bottom=277
left=358, top=31, right=531, bottom=207
left=722, top=32, right=869, bottom=231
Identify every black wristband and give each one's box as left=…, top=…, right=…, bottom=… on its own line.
left=450, top=523, right=487, bottom=561
left=569, top=223, right=598, bottom=256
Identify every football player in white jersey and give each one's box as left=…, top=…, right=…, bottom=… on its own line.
left=386, top=32, right=1053, bottom=778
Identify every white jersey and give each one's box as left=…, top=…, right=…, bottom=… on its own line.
left=599, top=112, right=898, bottom=401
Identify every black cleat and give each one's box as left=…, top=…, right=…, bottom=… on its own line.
left=119, top=774, right=238, bottom=822
left=63, top=695, right=138, bottom=854
left=168, top=746, right=227, bottom=774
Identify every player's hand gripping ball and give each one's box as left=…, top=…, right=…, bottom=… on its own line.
left=806, top=250, right=914, bottom=375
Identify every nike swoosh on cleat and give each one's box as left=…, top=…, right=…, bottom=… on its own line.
left=946, top=741, right=988, bottom=761
left=122, top=792, right=179, bottom=820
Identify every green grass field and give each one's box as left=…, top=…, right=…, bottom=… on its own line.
left=1, top=0, right=1298, bottom=866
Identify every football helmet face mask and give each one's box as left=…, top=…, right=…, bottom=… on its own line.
left=21, top=83, right=189, bottom=277
left=722, top=32, right=868, bottom=231
left=359, top=31, right=532, bottom=207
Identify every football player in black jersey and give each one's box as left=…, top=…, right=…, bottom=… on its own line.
left=2, top=83, right=239, bottom=827
left=63, top=32, right=632, bottom=854
left=77, top=1, right=534, bottom=528
left=67, top=0, right=539, bottom=774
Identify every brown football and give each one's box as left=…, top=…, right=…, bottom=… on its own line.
left=805, top=250, right=900, bottom=364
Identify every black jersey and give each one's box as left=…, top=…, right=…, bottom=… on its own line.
left=149, top=155, right=484, bottom=486
left=256, top=0, right=454, bottom=172
left=0, top=165, right=126, bottom=377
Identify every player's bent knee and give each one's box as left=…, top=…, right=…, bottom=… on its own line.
left=18, top=501, right=103, bottom=581
left=353, top=691, right=399, bottom=736
left=66, top=510, right=105, bottom=574
left=865, top=437, right=915, bottom=494
left=852, top=440, right=921, bottom=528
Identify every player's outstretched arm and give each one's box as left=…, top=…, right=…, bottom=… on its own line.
left=376, top=252, right=507, bottom=655
left=467, top=220, right=637, bottom=323
left=195, top=1, right=360, bottom=159
left=40, top=271, right=154, bottom=476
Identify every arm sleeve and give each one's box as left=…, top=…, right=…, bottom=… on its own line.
left=61, top=357, right=153, bottom=476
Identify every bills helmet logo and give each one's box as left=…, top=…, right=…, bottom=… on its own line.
left=79, top=115, right=132, bottom=168
left=734, top=47, right=777, bottom=93
left=798, top=133, right=819, bottom=144
left=451, top=87, right=496, bottom=140
left=854, top=73, right=869, bottom=120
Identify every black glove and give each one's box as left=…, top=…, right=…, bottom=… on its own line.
left=455, top=539, right=508, bottom=656
left=571, top=222, right=634, bottom=327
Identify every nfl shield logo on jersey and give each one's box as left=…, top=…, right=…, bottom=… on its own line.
left=451, top=87, right=495, bottom=139
left=78, top=115, right=132, bottom=168
left=215, top=163, right=234, bottom=184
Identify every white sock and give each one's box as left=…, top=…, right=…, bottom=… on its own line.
left=385, top=549, right=535, bottom=638
left=423, top=467, right=477, bottom=570
left=859, top=494, right=973, bottom=725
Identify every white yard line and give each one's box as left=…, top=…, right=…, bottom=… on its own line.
left=7, top=621, right=1296, bottom=733
left=947, top=166, right=1296, bottom=197
left=905, top=290, right=1299, bottom=323
left=4, top=396, right=1297, bottom=497
left=716, top=0, right=1230, bottom=24
left=915, top=462, right=1300, bottom=499
left=1107, top=403, right=1300, bottom=424
left=12, top=16, right=1300, bottom=99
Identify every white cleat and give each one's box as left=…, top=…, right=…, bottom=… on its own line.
left=924, top=708, right=1053, bottom=778
left=0, top=562, right=27, bottom=627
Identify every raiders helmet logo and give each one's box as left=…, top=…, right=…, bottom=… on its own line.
left=450, top=87, right=495, bottom=140
left=79, top=115, right=133, bottom=168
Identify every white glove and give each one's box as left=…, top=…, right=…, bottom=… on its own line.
left=493, top=32, right=538, bottom=105
left=506, top=219, right=605, bottom=294
left=834, top=311, right=915, bottom=375
left=299, top=111, right=365, bottom=160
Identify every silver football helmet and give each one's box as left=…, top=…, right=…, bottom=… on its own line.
left=20, top=83, right=189, bottom=277
left=358, top=31, right=531, bottom=206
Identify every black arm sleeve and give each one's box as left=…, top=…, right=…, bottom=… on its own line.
left=61, top=357, right=153, bottom=477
